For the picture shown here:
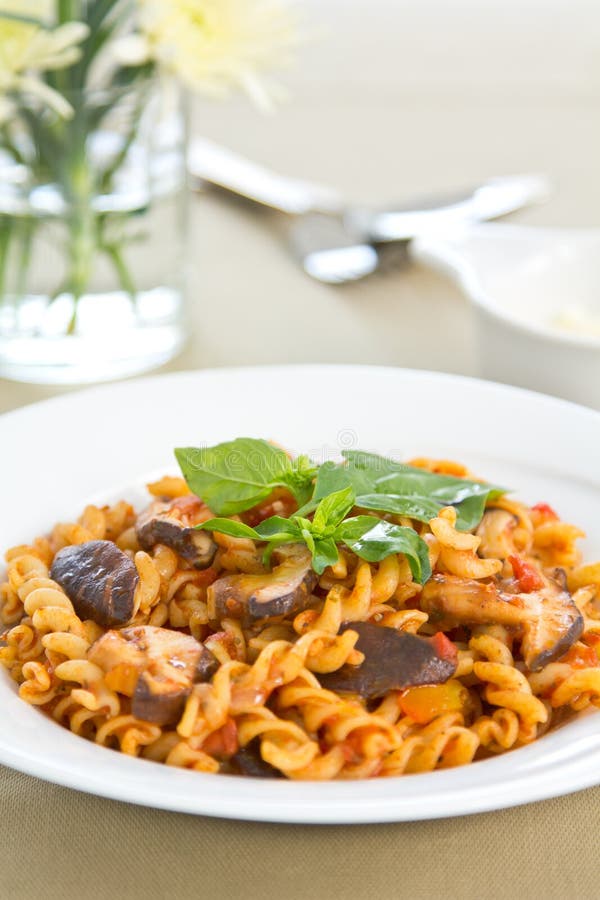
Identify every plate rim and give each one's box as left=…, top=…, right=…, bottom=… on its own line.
left=3, top=361, right=600, bottom=423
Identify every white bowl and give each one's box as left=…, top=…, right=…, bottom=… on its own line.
left=412, top=224, right=600, bottom=409
left=1, top=365, right=600, bottom=822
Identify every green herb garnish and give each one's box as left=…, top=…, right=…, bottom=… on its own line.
left=175, top=438, right=317, bottom=516
left=341, top=450, right=505, bottom=531
left=197, top=487, right=432, bottom=582
left=176, top=438, right=507, bottom=581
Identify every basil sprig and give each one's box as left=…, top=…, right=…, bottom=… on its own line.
left=307, top=452, right=505, bottom=531
left=198, top=486, right=432, bottom=582
left=176, top=438, right=507, bottom=582
left=175, top=439, right=317, bottom=516
left=176, top=439, right=504, bottom=530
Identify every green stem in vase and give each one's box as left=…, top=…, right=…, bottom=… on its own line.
left=14, top=216, right=35, bottom=304
left=102, top=239, right=137, bottom=303
left=63, top=152, right=97, bottom=334
left=0, top=218, right=12, bottom=305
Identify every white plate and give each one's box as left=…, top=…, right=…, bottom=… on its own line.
left=1, top=365, right=600, bottom=823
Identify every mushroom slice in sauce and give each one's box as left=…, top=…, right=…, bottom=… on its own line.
left=231, top=740, right=284, bottom=779
left=421, top=572, right=584, bottom=671
left=207, top=545, right=317, bottom=626
left=89, top=625, right=218, bottom=725
left=50, top=540, right=139, bottom=627
left=136, top=496, right=217, bottom=569
left=318, top=622, right=457, bottom=699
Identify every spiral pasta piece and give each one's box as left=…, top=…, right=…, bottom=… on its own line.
left=96, top=715, right=162, bottom=755
left=54, top=660, right=120, bottom=717
left=431, top=507, right=502, bottom=579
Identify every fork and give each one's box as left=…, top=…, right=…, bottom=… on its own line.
left=187, top=138, right=550, bottom=284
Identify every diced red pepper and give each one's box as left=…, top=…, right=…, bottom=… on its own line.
left=339, top=734, right=363, bottom=764
left=201, top=718, right=239, bottom=758
left=531, top=502, right=559, bottom=520
left=509, top=555, right=544, bottom=592
left=560, top=643, right=599, bottom=669
left=243, top=490, right=297, bottom=527
left=585, top=634, right=600, bottom=661
left=428, top=631, right=458, bottom=664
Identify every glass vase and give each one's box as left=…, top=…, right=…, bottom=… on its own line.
left=0, top=78, right=188, bottom=384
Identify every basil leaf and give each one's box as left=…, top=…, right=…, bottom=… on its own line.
left=262, top=539, right=292, bottom=567
left=355, top=493, right=441, bottom=522
left=454, top=494, right=488, bottom=531
left=285, top=454, right=319, bottom=508
left=336, top=516, right=431, bottom=585
left=196, top=518, right=262, bottom=540
left=255, top=516, right=302, bottom=540
left=313, top=460, right=372, bottom=501
left=300, top=527, right=316, bottom=555
left=356, top=492, right=494, bottom=531
left=175, top=439, right=315, bottom=515
left=368, top=468, right=499, bottom=503
left=341, top=450, right=403, bottom=476
left=312, top=487, right=355, bottom=535
left=312, top=538, right=340, bottom=575
left=293, top=463, right=365, bottom=517
left=343, top=450, right=506, bottom=531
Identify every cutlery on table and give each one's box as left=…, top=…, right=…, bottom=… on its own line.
left=187, top=138, right=550, bottom=284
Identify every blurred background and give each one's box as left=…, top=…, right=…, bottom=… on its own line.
left=164, top=0, right=600, bottom=371
left=1, top=0, right=600, bottom=409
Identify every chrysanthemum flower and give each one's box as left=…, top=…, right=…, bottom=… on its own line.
left=0, top=1, right=89, bottom=119
left=129, top=0, right=299, bottom=111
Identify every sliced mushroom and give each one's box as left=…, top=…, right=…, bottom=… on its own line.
left=207, top=545, right=317, bottom=626
left=476, top=509, right=518, bottom=559
left=318, top=622, right=457, bottom=699
left=136, top=496, right=217, bottom=569
left=50, top=540, right=138, bottom=627
left=89, top=625, right=218, bottom=725
left=421, top=572, right=584, bottom=671
left=550, top=567, right=568, bottom=591
left=232, top=740, right=283, bottom=779
left=421, top=574, right=527, bottom=630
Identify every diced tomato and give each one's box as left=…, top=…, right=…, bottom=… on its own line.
left=339, top=734, right=363, bottom=764
left=508, top=555, right=544, bottom=592
left=531, top=502, right=559, bottom=520
left=170, top=495, right=206, bottom=519
left=399, top=680, right=468, bottom=725
left=584, top=634, right=600, bottom=661
left=201, top=718, right=239, bottom=758
left=428, top=631, right=458, bottom=664
left=243, top=489, right=297, bottom=527
left=560, top=643, right=599, bottom=669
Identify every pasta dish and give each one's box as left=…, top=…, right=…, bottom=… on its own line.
left=1, top=438, right=599, bottom=780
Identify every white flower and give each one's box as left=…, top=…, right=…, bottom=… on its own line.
left=111, top=33, right=152, bottom=68
left=134, top=0, right=299, bottom=111
left=0, top=5, right=89, bottom=119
